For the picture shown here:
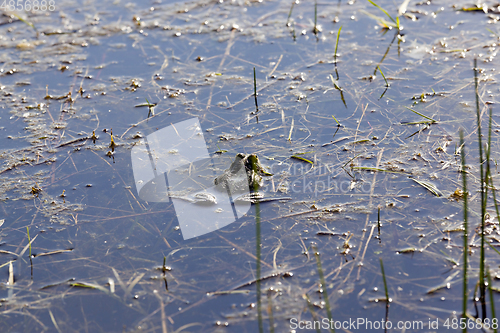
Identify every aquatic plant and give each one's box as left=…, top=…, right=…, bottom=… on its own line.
left=459, top=129, right=468, bottom=332
left=313, top=245, right=335, bottom=333
left=366, top=0, right=401, bottom=30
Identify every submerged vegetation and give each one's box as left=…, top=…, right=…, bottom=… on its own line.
left=0, top=0, right=499, bottom=331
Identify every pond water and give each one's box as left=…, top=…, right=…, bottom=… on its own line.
left=0, top=0, right=499, bottom=332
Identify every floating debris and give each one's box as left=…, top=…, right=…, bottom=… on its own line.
left=411, top=178, right=443, bottom=197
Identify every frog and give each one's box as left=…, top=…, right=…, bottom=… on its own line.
left=168, top=153, right=272, bottom=205
left=214, top=153, right=272, bottom=192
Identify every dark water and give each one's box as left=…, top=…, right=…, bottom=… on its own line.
left=0, top=0, right=499, bottom=332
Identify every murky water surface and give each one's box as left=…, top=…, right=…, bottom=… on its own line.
left=0, top=0, right=499, bottom=331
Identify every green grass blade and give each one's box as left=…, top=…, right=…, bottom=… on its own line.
left=291, top=155, right=314, bottom=165
left=267, top=292, right=275, bottom=333
left=378, top=207, right=381, bottom=228
left=332, top=115, right=341, bottom=126
left=460, top=129, right=469, bottom=332
left=26, top=227, right=31, bottom=258
left=487, top=28, right=499, bottom=38
left=377, top=65, right=390, bottom=87
left=313, top=246, right=335, bottom=333
left=334, top=26, right=342, bottom=62
left=488, top=243, right=500, bottom=256
left=286, top=0, right=296, bottom=27
left=11, top=13, right=36, bottom=31
left=486, top=108, right=500, bottom=224
left=367, top=0, right=397, bottom=25
left=253, top=67, right=257, bottom=96
left=360, top=9, right=395, bottom=28
left=379, top=258, right=390, bottom=302
left=70, top=281, right=109, bottom=293
left=489, top=172, right=500, bottom=225
left=474, top=58, right=487, bottom=316
left=404, top=106, right=437, bottom=123
left=341, top=153, right=363, bottom=169
left=313, top=1, right=318, bottom=34
left=304, top=294, right=322, bottom=333
left=487, top=267, right=497, bottom=333
left=253, top=67, right=259, bottom=115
